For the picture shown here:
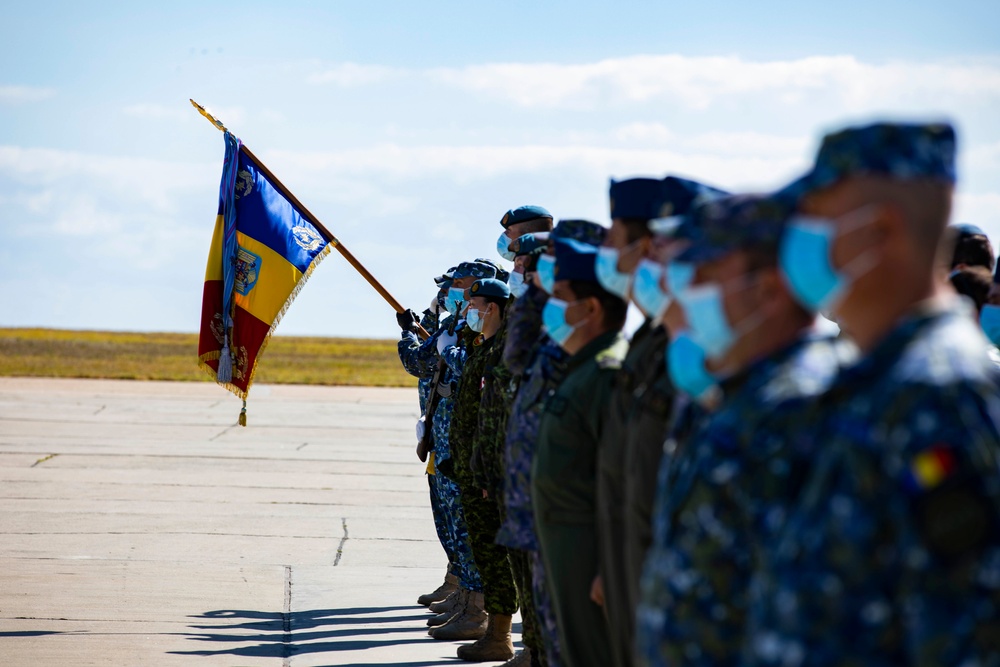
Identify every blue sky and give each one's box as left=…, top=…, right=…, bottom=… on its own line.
left=2, top=1, right=999, bottom=338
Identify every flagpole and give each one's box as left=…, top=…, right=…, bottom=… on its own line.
left=191, top=99, right=429, bottom=340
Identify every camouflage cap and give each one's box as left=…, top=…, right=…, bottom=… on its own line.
left=473, top=257, right=510, bottom=284
left=453, top=260, right=498, bottom=280
left=469, top=278, right=511, bottom=301
left=675, top=193, right=794, bottom=264
left=500, top=205, right=553, bottom=229
left=611, top=176, right=729, bottom=230
left=551, top=218, right=608, bottom=247
left=779, top=121, right=957, bottom=202
left=553, top=237, right=600, bottom=283
left=510, top=232, right=550, bottom=257
left=434, top=266, right=457, bottom=289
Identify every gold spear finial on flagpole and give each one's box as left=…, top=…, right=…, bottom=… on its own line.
left=190, top=99, right=227, bottom=133
left=188, top=97, right=430, bottom=340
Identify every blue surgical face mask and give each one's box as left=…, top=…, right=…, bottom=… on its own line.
left=497, top=231, right=516, bottom=261
left=779, top=207, right=878, bottom=313
left=445, top=286, right=465, bottom=315
left=632, top=258, right=670, bottom=319
left=466, top=308, right=485, bottom=333
left=980, top=304, right=1000, bottom=347
left=677, top=276, right=760, bottom=360
left=595, top=245, right=633, bottom=299
left=508, top=270, right=528, bottom=298
left=666, top=261, right=695, bottom=296
left=536, top=255, right=556, bottom=294
left=542, top=298, right=586, bottom=348
left=666, top=332, right=717, bottom=399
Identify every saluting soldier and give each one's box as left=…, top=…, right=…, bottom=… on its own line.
left=405, top=260, right=499, bottom=638
left=593, top=176, right=728, bottom=667
left=396, top=269, right=460, bottom=607
left=533, top=233, right=629, bottom=667
left=747, top=122, right=1000, bottom=664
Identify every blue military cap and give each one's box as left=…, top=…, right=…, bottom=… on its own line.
left=510, top=232, right=550, bottom=257
left=453, top=260, right=498, bottom=280
left=500, top=205, right=553, bottom=229
left=611, top=176, right=728, bottom=227
left=675, top=193, right=794, bottom=264
left=648, top=176, right=730, bottom=236
left=553, top=237, right=601, bottom=283
left=779, top=121, right=957, bottom=202
left=551, top=218, right=607, bottom=247
left=469, top=278, right=511, bottom=301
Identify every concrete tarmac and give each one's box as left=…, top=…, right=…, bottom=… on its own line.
left=0, top=378, right=522, bottom=666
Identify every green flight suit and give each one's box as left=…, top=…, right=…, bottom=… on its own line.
left=533, top=330, right=627, bottom=667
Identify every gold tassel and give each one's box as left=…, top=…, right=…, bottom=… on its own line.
left=238, top=400, right=247, bottom=427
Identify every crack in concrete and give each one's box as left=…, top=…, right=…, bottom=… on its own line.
left=31, top=453, right=58, bottom=468
left=334, top=517, right=348, bottom=566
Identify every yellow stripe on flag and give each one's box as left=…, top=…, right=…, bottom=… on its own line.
left=234, top=231, right=304, bottom=325
left=204, top=215, right=225, bottom=281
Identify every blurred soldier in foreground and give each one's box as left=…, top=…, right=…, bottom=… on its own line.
left=635, top=193, right=853, bottom=666
left=594, top=176, right=727, bottom=667
left=749, top=121, right=1000, bottom=664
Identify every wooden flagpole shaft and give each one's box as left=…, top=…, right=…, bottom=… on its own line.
left=191, top=99, right=429, bottom=340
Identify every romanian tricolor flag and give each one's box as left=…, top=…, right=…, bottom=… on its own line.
left=198, top=132, right=331, bottom=412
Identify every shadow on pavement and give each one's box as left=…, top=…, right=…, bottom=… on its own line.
left=169, top=606, right=461, bottom=663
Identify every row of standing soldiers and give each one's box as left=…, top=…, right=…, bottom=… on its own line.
left=396, top=120, right=1000, bottom=667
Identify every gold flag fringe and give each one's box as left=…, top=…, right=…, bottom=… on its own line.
left=198, top=242, right=334, bottom=425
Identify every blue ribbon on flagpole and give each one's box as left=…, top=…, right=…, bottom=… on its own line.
left=217, top=130, right=242, bottom=383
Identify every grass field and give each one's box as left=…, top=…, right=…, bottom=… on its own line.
left=0, top=328, right=417, bottom=388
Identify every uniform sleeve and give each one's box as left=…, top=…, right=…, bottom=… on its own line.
left=889, top=383, right=1000, bottom=664
left=397, top=329, right=440, bottom=379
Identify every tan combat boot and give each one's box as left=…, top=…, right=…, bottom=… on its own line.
left=455, top=612, right=514, bottom=662
left=418, top=572, right=459, bottom=606
left=429, top=591, right=487, bottom=641
left=498, top=649, right=532, bottom=666
left=427, top=588, right=466, bottom=627
left=429, top=586, right=464, bottom=614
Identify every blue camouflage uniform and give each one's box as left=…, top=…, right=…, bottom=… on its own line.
left=745, top=122, right=1000, bottom=665
left=635, top=193, right=856, bottom=666
left=497, top=220, right=607, bottom=667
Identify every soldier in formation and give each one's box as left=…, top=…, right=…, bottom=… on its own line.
left=394, top=119, right=1000, bottom=666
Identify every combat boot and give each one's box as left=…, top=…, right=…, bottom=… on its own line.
left=498, top=649, right=532, bottom=667
left=455, top=612, right=514, bottom=662
left=418, top=572, right=459, bottom=606
left=429, top=587, right=463, bottom=614
left=427, top=589, right=466, bottom=626
left=429, top=591, right=487, bottom=641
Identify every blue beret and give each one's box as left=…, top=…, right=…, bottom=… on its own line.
left=469, top=278, right=511, bottom=301
left=779, top=121, right=957, bottom=202
left=500, top=205, right=553, bottom=229
left=551, top=218, right=607, bottom=246
left=453, top=260, right=498, bottom=280
left=553, top=237, right=600, bottom=283
left=675, top=193, right=794, bottom=264
left=510, top=232, right=550, bottom=257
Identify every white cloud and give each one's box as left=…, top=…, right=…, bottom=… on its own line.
left=334, top=54, right=1000, bottom=112
left=0, top=85, right=56, bottom=104
left=123, top=103, right=190, bottom=122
